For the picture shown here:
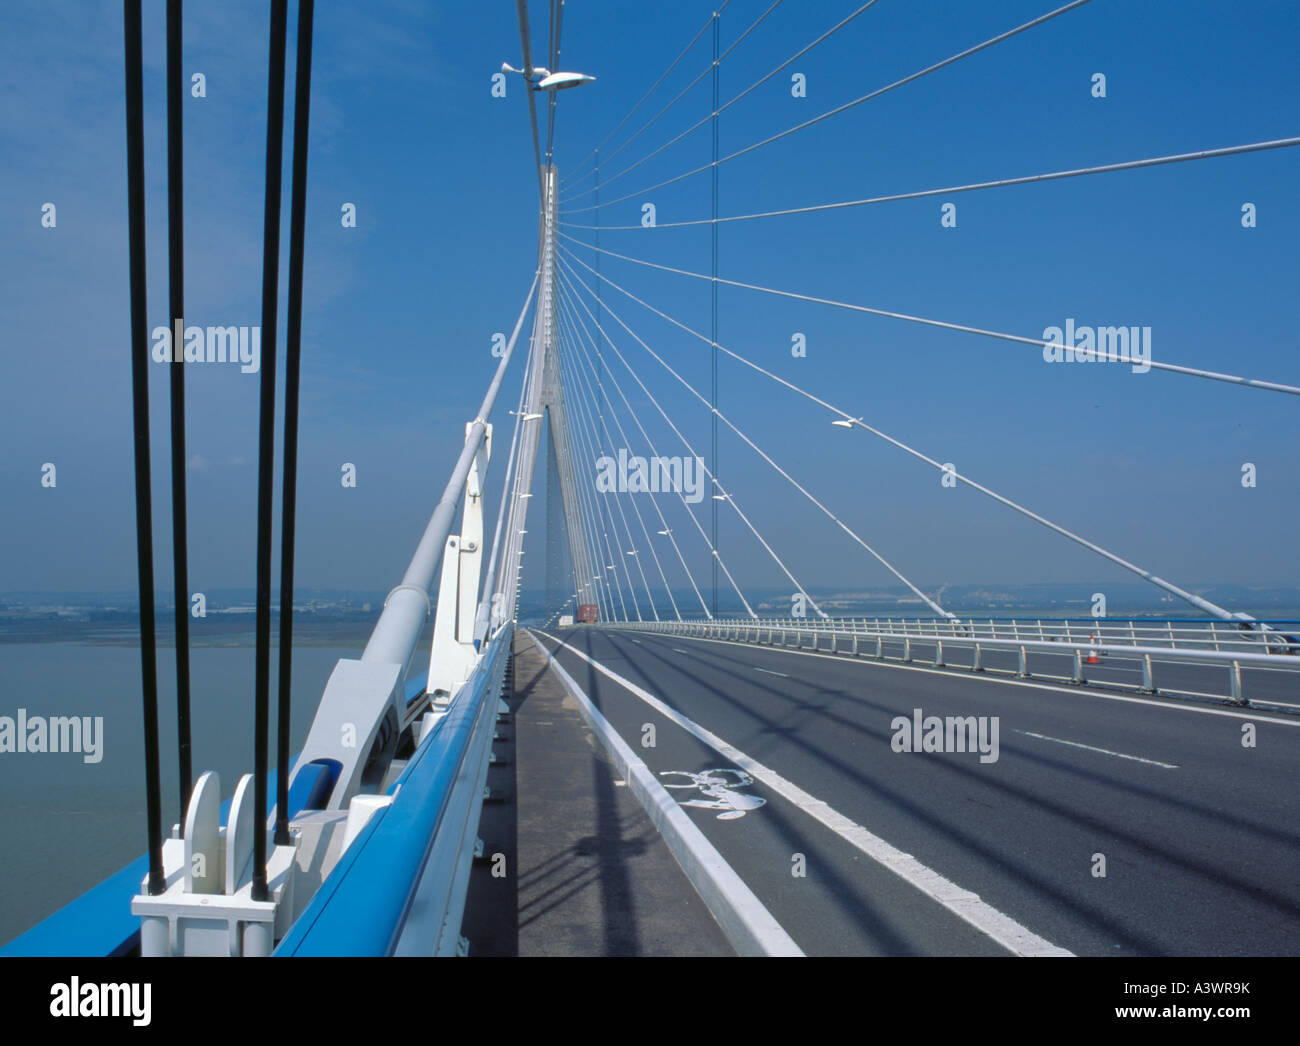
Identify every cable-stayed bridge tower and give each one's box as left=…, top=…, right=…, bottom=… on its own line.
left=511, top=164, right=600, bottom=621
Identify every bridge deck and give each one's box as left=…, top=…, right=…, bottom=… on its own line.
left=529, top=626, right=1300, bottom=957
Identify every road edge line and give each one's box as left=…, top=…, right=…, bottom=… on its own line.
left=524, top=629, right=804, bottom=958
left=537, top=628, right=1074, bottom=958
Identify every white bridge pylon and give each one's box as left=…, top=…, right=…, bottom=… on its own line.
left=507, top=164, right=601, bottom=621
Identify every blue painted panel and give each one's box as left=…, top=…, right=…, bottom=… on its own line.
left=1, top=758, right=311, bottom=956
left=0, top=855, right=150, bottom=957
left=276, top=636, right=506, bottom=956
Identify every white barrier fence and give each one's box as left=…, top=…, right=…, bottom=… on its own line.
left=600, top=617, right=1300, bottom=708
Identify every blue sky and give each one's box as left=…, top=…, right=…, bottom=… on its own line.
left=2, top=0, right=1297, bottom=613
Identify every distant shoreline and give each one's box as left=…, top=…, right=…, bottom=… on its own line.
left=0, top=618, right=378, bottom=648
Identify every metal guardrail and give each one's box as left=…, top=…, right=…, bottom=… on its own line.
left=602, top=618, right=1300, bottom=707
left=276, top=623, right=512, bottom=956
left=616, top=615, right=1300, bottom=655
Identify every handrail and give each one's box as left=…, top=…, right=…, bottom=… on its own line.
left=276, top=624, right=512, bottom=956
left=600, top=617, right=1300, bottom=707
left=609, top=615, right=1299, bottom=654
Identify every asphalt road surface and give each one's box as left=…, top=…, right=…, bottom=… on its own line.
left=530, top=626, right=1300, bottom=957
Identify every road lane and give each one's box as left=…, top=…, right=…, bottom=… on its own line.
left=535, top=626, right=1300, bottom=956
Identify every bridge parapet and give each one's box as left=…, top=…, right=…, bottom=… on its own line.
left=600, top=617, right=1300, bottom=710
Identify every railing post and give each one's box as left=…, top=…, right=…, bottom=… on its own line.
left=972, top=643, right=982, bottom=672
left=1017, top=645, right=1027, bottom=678
left=903, top=637, right=912, bottom=663
left=1072, top=648, right=1084, bottom=684
left=1229, top=660, right=1246, bottom=706
left=934, top=640, right=944, bottom=667
left=1140, top=654, right=1154, bottom=693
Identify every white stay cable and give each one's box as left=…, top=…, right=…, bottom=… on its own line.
left=499, top=308, right=545, bottom=620
left=559, top=291, right=675, bottom=620
left=561, top=0, right=1097, bottom=215
left=558, top=263, right=813, bottom=619
left=564, top=2, right=728, bottom=188
left=559, top=285, right=686, bottom=620
left=562, top=0, right=779, bottom=199
left=550, top=309, right=630, bottom=621
left=553, top=349, right=627, bottom=621
left=562, top=235, right=1300, bottom=398
left=482, top=307, right=538, bottom=629
left=562, top=0, right=884, bottom=206
left=556, top=305, right=645, bottom=620
left=557, top=314, right=653, bottom=621
left=559, top=249, right=950, bottom=619
left=558, top=281, right=712, bottom=620
left=559, top=269, right=754, bottom=618
left=489, top=283, right=544, bottom=623
left=560, top=247, right=1252, bottom=623
left=562, top=136, right=1300, bottom=230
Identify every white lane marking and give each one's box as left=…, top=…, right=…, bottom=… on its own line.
left=754, top=667, right=789, bottom=677
left=536, top=629, right=1071, bottom=957
left=672, top=647, right=690, bottom=654
left=1013, top=730, right=1178, bottom=769
left=631, top=639, right=642, bottom=644
left=661, top=768, right=767, bottom=820
left=528, top=633, right=802, bottom=957
left=621, top=630, right=1300, bottom=729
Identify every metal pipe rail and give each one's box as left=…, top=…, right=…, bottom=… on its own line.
left=628, top=615, right=1300, bottom=656
left=361, top=278, right=535, bottom=673
left=600, top=618, right=1300, bottom=707
left=276, top=623, right=512, bottom=956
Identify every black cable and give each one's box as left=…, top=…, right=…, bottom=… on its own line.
left=253, top=0, right=288, bottom=902
left=165, top=0, right=193, bottom=819
left=276, top=0, right=314, bottom=847
left=123, top=0, right=165, bottom=896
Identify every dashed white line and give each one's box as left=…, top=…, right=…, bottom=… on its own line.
left=536, top=629, right=1072, bottom=957
left=1013, top=730, right=1178, bottom=769
left=754, top=667, right=789, bottom=677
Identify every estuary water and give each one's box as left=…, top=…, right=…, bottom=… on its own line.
left=0, top=638, right=370, bottom=945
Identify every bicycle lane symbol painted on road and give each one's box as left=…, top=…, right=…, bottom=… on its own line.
left=660, top=768, right=767, bottom=820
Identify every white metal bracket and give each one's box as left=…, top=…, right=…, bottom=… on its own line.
left=428, top=422, right=492, bottom=697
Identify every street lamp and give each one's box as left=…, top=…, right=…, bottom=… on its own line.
left=501, top=62, right=596, bottom=92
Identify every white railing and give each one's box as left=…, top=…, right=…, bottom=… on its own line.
left=598, top=617, right=1300, bottom=707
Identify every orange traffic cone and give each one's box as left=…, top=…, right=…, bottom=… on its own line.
left=1086, top=634, right=1101, bottom=664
